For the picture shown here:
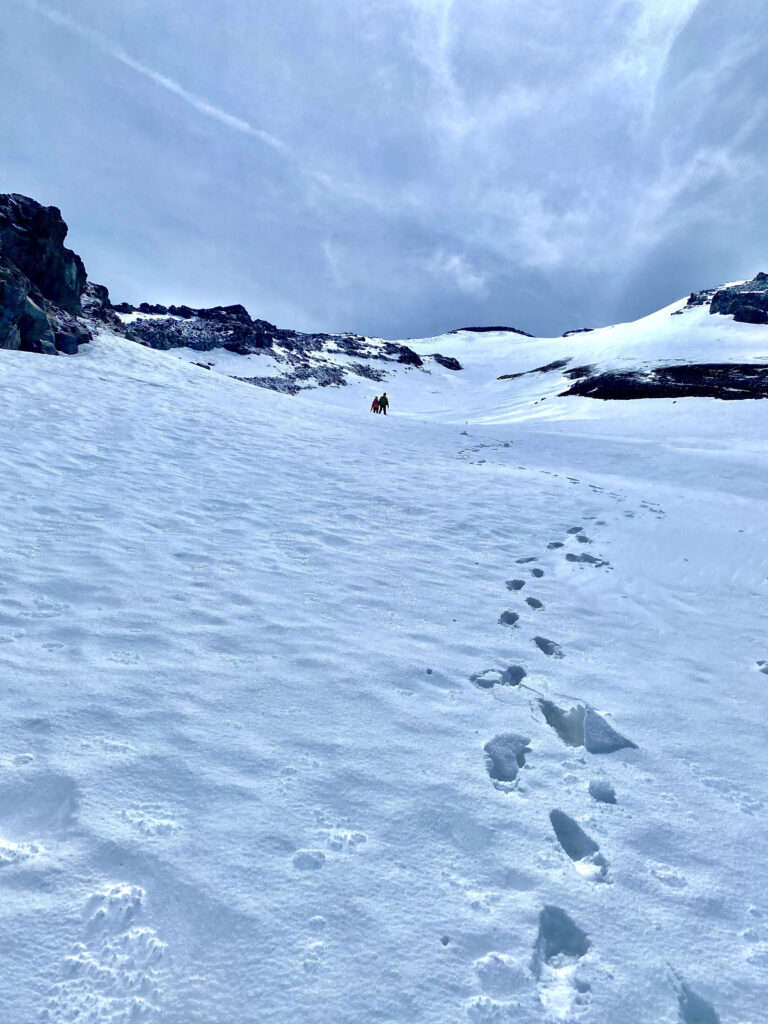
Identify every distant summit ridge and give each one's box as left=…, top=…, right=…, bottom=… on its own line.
left=1, top=193, right=767, bottom=403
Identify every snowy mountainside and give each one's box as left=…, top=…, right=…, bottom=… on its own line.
left=117, top=281, right=768, bottom=406
left=298, top=292, right=768, bottom=423
left=1, top=319, right=767, bottom=1023
left=2, top=193, right=768, bottom=1023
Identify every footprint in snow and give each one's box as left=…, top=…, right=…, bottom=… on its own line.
left=472, top=951, right=533, bottom=1000
left=0, top=837, right=44, bottom=868
left=565, top=552, right=608, bottom=567
left=549, top=810, right=610, bottom=883
left=530, top=568, right=544, bottom=578
left=547, top=541, right=564, bottom=549
left=531, top=906, right=592, bottom=1017
left=471, top=665, right=527, bottom=689
left=321, top=829, right=367, bottom=853
left=293, top=850, right=326, bottom=871
left=484, top=733, right=531, bottom=791
left=756, top=660, right=768, bottom=675
left=646, top=859, right=687, bottom=889
left=534, top=636, right=563, bottom=658
left=525, top=597, right=544, bottom=610
left=506, top=579, right=525, bottom=591
left=498, top=611, right=520, bottom=626
left=673, top=976, right=721, bottom=1024
left=538, top=699, right=637, bottom=753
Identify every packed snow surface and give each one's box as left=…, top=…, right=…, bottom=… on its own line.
left=1, top=303, right=767, bottom=1023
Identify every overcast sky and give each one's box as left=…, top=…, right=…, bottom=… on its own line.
left=2, top=0, right=767, bottom=338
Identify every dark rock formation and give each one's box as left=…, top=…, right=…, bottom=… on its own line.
left=0, top=194, right=86, bottom=314
left=561, top=363, right=768, bottom=401
left=111, top=298, right=436, bottom=391
left=449, top=324, right=534, bottom=337
left=431, top=353, right=462, bottom=370
left=81, top=281, right=132, bottom=336
left=394, top=345, right=423, bottom=367
left=710, top=273, right=768, bottom=324
left=498, top=358, right=571, bottom=381
left=562, top=327, right=594, bottom=337
left=0, top=261, right=56, bottom=353
left=0, top=193, right=91, bottom=354
left=127, top=309, right=280, bottom=354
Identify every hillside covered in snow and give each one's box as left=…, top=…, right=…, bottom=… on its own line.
left=1, top=195, right=767, bottom=1023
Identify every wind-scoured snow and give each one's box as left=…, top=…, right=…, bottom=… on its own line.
left=1, top=304, right=767, bottom=1023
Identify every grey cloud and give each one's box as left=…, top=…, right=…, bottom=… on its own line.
left=1, top=0, right=766, bottom=338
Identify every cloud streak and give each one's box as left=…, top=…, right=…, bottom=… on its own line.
left=2, top=0, right=767, bottom=339
left=19, top=0, right=287, bottom=152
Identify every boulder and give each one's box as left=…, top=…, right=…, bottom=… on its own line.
left=0, top=193, right=93, bottom=355
left=81, top=281, right=132, bottom=335
left=710, top=272, right=768, bottom=322
left=0, top=261, right=57, bottom=354
left=0, top=193, right=86, bottom=314
left=48, top=305, right=93, bottom=353
left=431, top=353, right=462, bottom=371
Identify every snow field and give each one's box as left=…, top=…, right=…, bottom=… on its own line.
left=0, top=322, right=767, bottom=1022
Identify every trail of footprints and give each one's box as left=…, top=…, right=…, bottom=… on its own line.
left=462, top=516, right=716, bottom=1021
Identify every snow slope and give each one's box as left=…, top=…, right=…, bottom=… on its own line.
left=1, top=309, right=767, bottom=1023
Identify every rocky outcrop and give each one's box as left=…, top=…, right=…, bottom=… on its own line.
left=0, top=194, right=86, bottom=314
left=561, top=362, right=768, bottom=400
left=710, top=273, right=768, bottom=324
left=449, top=324, right=534, bottom=337
left=122, top=304, right=428, bottom=368
left=126, top=309, right=280, bottom=354
left=0, top=261, right=56, bottom=353
left=497, top=358, right=571, bottom=381
left=431, top=353, right=462, bottom=371
left=0, top=193, right=91, bottom=353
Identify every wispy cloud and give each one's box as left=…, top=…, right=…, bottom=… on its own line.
left=425, top=249, right=489, bottom=297
left=19, top=0, right=287, bottom=152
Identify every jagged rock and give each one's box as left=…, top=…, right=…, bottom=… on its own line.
left=686, top=289, right=716, bottom=307
left=562, top=327, right=594, bottom=337
left=0, top=262, right=57, bottom=353
left=127, top=312, right=277, bottom=353
left=431, top=353, right=462, bottom=370
left=710, top=273, right=768, bottom=324
left=561, top=363, right=768, bottom=400
left=0, top=194, right=86, bottom=314
left=82, top=282, right=131, bottom=336
left=498, top=358, right=571, bottom=381
left=393, top=345, right=423, bottom=367
left=0, top=261, right=90, bottom=354
left=449, top=325, right=534, bottom=337
left=0, top=193, right=92, bottom=354
left=196, top=304, right=253, bottom=324
left=730, top=305, right=768, bottom=325
left=48, top=305, right=92, bottom=354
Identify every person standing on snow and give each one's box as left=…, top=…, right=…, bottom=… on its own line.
left=371, top=395, right=380, bottom=413
left=379, top=392, right=389, bottom=415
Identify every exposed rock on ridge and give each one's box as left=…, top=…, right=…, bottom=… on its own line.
left=710, top=273, right=768, bottom=324
left=0, top=194, right=91, bottom=353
